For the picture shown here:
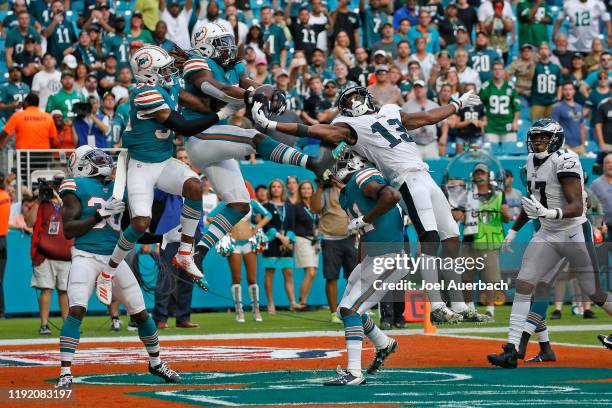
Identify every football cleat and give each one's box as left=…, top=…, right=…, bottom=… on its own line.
left=111, top=318, right=122, bottom=332
left=458, top=308, right=493, bottom=323
left=323, top=366, right=366, bottom=386
left=524, top=349, right=557, bottom=363
left=96, top=273, right=113, bottom=306
left=235, top=309, right=245, bottom=323
left=172, top=250, right=203, bottom=279
left=366, top=338, right=398, bottom=374
left=149, top=361, right=181, bottom=383
left=39, top=325, right=51, bottom=335
left=431, top=306, right=463, bottom=325
left=598, top=334, right=612, bottom=349
left=487, top=343, right=519, bottom=369
left=253, top=308, right=263, bottom=322
left=55, top=374, right=73, bottom=389
left=331, top=313, right=342, bottom=324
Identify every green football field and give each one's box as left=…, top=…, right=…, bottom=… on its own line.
left=0, top=304, right=609, bottom=346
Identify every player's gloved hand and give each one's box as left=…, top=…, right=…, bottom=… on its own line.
left=161, top=225, right=182, bottom=250
left=521, top=194, right=562, bottom=219
left=243, top=86, right=255, bottom=106
left=98, top=197, right=125, bottom=218
left=217, top=102, right=242, bottom=120
left=347, top=216, right=372, bottom=234
left=450, top=90, right=481, bottom=111
left=501, top=229, right=517, bottom=253
left=251, top=101, right=277, bottom=131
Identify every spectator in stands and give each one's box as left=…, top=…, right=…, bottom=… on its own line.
left=159, top=0, right=193, bottom=51
left=478, top=0, right=516, bottom=40
left=255, top=184, right=267, bottom=205
left=14, top=35, right=42, bottom=88
left=420, top=0, right=444, bottom=25
left=564, top=54, right=588, bottom=106
left=585, top=71, right=612, bottom=116
left=450, top=83, right=485, bottom=153
left=368, top=64, right=403, bottom=106
left=262, top=179, right=302, bottom=313
left=42, top=1, right=77, bottom=61
left=0, top=173, right=9, bottom=319
left=530, top=42, right=562, bottom=121
left=455, top=49, right=481, bottom=90
left=389, top=65, right=411, bottom=102
left=584, top=38, right=605, bottom=73
left=102, top=16, right=132, bottom=68
left=517, top=0, right=552, bottom=50
left=153, top=20, right=173, bottom=52
left=359, top=0, right=390, bottom=50
left=101, top=92, right=122, bottom=147
left=334, top=63, right=358, bottom=94
left=446, top=25, right=472, bottom=58
left=438, top=2, right=462, bottom=48
left=252, top=56, right=271, bottom=84
left=504, top=169, right=523, bottom=221
left=429, top=50, right=453, bottom=92
left=409, top=36, right=436, bottom=80
left=590, top=154, right=612, bottom=243
left=303, top=76, right=327, bottom=125
left=317, top=80, right=339, bottom=123
left=0, top=0, right=27, bottom=34
left=49, top=110, right=75, bottom=149
left=553, top=0, right=612, bottom=54
left=394, top=41, right=411, bottom=76
left=259, top=6, right=288, bottom=68
left=553, top=34, right=573, bottom=76
left=97, top=54, right=118, bottom=95
left=371, top=23, right=397, bottom=59
left=5, top=11, right=41, bottom=67
left=348, top=47, right=373, bottom=88
left=129, top=11, right=154, bottom=46
left=407, top=60, right=424, bottom=83
left=72, top=63, right=88, bottom=92
left=87, top=24, right=104, bottom=57
left=0, top=94, right=56, bottom=149
left=507, top=44, right=535, bottom=105
left=456, top=0, right=478, bottom=36
left=72, top=96, right=109, bottom=148
left=60, top=54, right=78, bottom=75
left=46, top=71, right=85, bottom=120
left=81, top=74, right=99, bottom=102
left=0, top=65, right=30, bottom=124
left=194, top=0, right=231, bottom=36
left=407, top=10, right=440, bottom=54
left=403, top=80, right=447, bottom=158
left=333, top=30, right=356, bottom=69
left=309, top=48, right=334, bottom=81
left=330, top=0, right=360, bottom=52
left=584, top=53, right=612, bottom=90
left=469, top=32, right=500, bottom=84
left=111, top=67, right=134, bottom=104
left=25, top=176, right=71, bottom=335
left=393, top=0, right=419, bottom=29
left=480, top=0, right=512, bottom=64
left=480, top=60, right=520, bottom=144
left=552, top=82, right=586, bottom=156
left=293, top=181, right=319, bottom=308
left=311, top=177, right=357, bottom=324
left=135, top=0, right=160, bottom=32
left=286, top=176, right=299, bottom=205
left=290, top=7, right=321, bottom=64
left=226, top=5, right=248, bottom=44
left=79, top=1, right=116, bottom=34
left=593, top=95, right=612, bottom=151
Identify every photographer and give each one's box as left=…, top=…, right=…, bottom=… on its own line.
left=24, top=176, right=72, bottom=335
left=72, top=96, right=109, bottom=148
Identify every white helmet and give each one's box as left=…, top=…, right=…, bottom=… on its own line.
left=130, top=45, right=178, bottom=88
left=191, top=23, right=237, bottom=66
left=331, top=150, right=370, bottom=183
left=68, top=145, right=114, bottom=178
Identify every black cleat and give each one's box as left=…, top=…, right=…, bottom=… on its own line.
left=487, top=343, right=518, bottom=369
left=598, top=334, right=612, bottom=349
left=366, top=338, right=398, bottom=374
left=380, top=320, right=392, bottom=330
left=525, top=349, right=557, bottom=363
left=55, top=374, right=73, bottom=388
left=583, top=309, right=596, bottom=319
left=323, top=366, right=366, bottom=386
left=517, top=332, right=531, bottom=360
left=550, top=310, right=561, bottom=320
left=393, top=320, right=407, bottom=329
left=149, top=361, right=181, bottom=383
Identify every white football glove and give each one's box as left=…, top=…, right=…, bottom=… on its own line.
left=521, top=194, right=562, bottom=219
left=347, top=216, right=372, bottom=234
left=217, top=102, right=242, bottom=120
left=251, top=101, right=277, bottom=131
left=451, top=90, right=482, bottom=111
left=98, top=197, right=125, bottom=218
left=501, top=229, right=517, bottom=253
left=161, top=225, right=182, bottom=250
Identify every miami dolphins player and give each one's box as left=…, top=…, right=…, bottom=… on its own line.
left=179, top=23, right=337, bottom=277
left=324, top=152, right=406, bottom=386
left=96, top=45, right=238, bottom=305
left=56, top=146, right=180, bottom=388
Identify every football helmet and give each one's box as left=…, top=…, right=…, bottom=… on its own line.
left=191, top=23, right=238, bottom=66
left=336, top=86, right=377, bottom=117
left=331, top=150, right=370, bottom=183
left=68, top=145, right=114, bottom=178
left=130, top=45, right=178, bottom=88
left=527, top=118, right=565, bottom=159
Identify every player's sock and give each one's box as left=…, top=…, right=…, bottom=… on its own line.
left=343, top=313, right=364, bottom=377
left=179, top=198, right=203, bottom=252
left=486, top=305, right=495, bottom=315
left=232, top=284, right=243, bottom=312
left=60, top=366, right=71, bottom=376
left=523, top=298, right=548, bottom=336
left=137, top=316, right=160, bottom=366
left=419, top=255, right=444, bottom=310
left=248, top=284, right=259, bottom=310
left=109, top=226, right=143, bottom=275
left=536, top=326, right=549, bottom=343
left=59, top=315, right=81, bottom=364
left=361, top=314, right=390, bottom=349
left=255, top=136, right=308, bottom=168
left=508, top=293, right=531, bottom=348
left=197, top=206, right=244, bottom=258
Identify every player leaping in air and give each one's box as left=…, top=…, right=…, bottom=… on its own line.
left=251, top=86, right=490, bottom=323
left=174, top=23, right=337, bottom=279
left=95, top=45, right=238, bottom=305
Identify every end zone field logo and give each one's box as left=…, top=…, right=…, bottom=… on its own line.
left=0, top=346, right=342, bottom=367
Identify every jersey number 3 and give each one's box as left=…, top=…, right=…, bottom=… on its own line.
left=371, top=119, right=413, bottom=148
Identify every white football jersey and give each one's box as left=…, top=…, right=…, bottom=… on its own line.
left=331, top=104, right=429, bottom=187
left=525, top=148, right=587, bottom=232
left=560, top=0, right=610, bottom=52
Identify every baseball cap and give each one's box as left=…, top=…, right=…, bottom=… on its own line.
left=51, top=109, right=63, bottom=116
left=413, top=79, right=426, bottom=87
left=323, top=79, right=337, bottom=87
left=61, top=70, right=74, bottom=78
left=373, top=50, right=387, bottom=58
left=9, top=64, right=21, bottom=72
left=132, top=11, right=143, bottom=17
left=473, top=163, right=489, bottom=174
left=572, top=52, right=584, bottom=60
left=88, top=23, right=101, bottom=32
left=375, top=64, right=389, bottom=73
left=275, top=69, right=289, bottom=80
left=439, top=50, right=451, bottom=58
left=254, top=55, right=267, bottom=65
left=24, top=35, right=36, bottom=43
left=520, top=43, right=534, bottom=51
left=456, top=24, right=467, bottom=33
left=62, top=54, right=77, bottom=69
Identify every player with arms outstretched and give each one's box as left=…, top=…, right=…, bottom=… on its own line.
left=251, top=86, right=489, bottom=323
left=56, top=146, right=180, bottom=388
left=95, top=45, right=237, bottom=304
left=177, top=23, right=337, bottom=278
left=488, top=119, right=612, bottom=369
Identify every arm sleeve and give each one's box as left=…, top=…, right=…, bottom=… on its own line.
left=162, top=110, right=220, bottom=136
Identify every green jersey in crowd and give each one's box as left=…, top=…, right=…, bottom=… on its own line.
left=517, top=0, right=552, bottom=48
left=361, top=8, right=389, bottom=50
left=479, top=80, right=521, bottom=135
left=46, top=89, right=85, bottom=119
left=531, top=62, right=561, bottom=106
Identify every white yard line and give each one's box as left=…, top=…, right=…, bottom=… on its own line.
left=0, top=324, right=608, bottom=346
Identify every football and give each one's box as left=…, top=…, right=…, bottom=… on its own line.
left=247, top=84, right=287, bottom=119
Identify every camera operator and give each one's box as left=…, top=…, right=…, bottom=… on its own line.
left=24, top=176, right=72, bottom=335
left=72, top=96, right=109, bottom=148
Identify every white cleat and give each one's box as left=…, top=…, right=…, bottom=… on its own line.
left=172, top=250, right=203, bottom=279
left=96, top=273, right=113, bottom=306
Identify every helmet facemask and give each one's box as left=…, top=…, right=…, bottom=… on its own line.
left=73, top=149, right=114, bottom=178
left=211, top=34, right=238, bottom=66
left=156, top=60, right=178, bottom=88
left=527, top=119, right=564, bottom=159
left=331, top=151, right=369, bottom=183
left=337, top=87, right=376, bottom=117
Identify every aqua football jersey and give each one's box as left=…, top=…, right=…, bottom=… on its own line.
left=339, top=167, right=404, bottom=255
left=58, top=177, right=122, bottom=255
left=122, top=83, right=180, bottom=163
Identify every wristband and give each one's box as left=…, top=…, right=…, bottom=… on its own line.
left=267, top=120, right=278, bottom=131
left=450, top=100, right=461, bottom=111
left=296, top=123, right=309, bottom=138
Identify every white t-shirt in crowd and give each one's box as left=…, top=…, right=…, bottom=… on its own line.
left=31, top=69, right=61, bottom=109
left=160, top=7, right=193, bottom=50
left=477, top=1, right=515, bottom=22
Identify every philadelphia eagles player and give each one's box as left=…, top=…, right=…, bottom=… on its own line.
left=251, top=86, right=490, bottom=324
left=56, top=146, right=180, bottom=388
left=177, top=23, right=337, bottom=281
left=488, top=119, right=612, bottom=369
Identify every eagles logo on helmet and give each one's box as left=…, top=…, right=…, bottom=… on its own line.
left=526, top=118, right=565, bottom=159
